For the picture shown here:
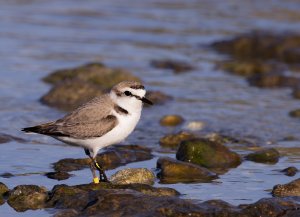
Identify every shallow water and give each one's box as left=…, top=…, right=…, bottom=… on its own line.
left=0, top=0, right=300, bottom=216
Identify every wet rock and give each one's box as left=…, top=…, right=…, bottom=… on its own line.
left=54, top=209, right=78, bottom=217
left=41, top=79, right=103, bottom=111
left=185, top=121, right=205, bottom=131
left=289, top=109, right=300, bottom=118
left=7, top=185, right=48, bottom=212
left=45, top=171, right=72, bottom=181
left=176, top=138, right=242, bottom=169
left=151, top=59, right=194, bottom=73
left=0, top=133, right=27, bottom=144
left=41, top=63, right=140, bottom=110
left=272, top=178, right=300, bottom=197
left=212, top=31, right=300, bottom=64
left=292, top=87, right=300, bottom=99
left=248, top=74, right=300, bottom=88
left=159, top=114, right=184, bottom=126
left=0, top=182, right=9, bottom=195
left=245, top=148, right=280, bottom=164
left=281, top=166, right=298, bottom=177
left=159, top=131, right=196, bottom=149
left=217, top=60, right=278, bottom=77
left=145, top=90, right=173, bottom=105
left=240, top=197, right=300, bottom=217
left=53, top=144, right=152, bottom=172
left=0, top=172, right=14, bottom=178
left=43, top=62, right=140, bottom=87
left=110, top=168, right=155, bottom=185
left=157, top=157, right=217, bottom=184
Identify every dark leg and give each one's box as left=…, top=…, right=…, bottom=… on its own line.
left=84, top=148, right=99, bottom=184
left=84, top=148, right=109, bottom=183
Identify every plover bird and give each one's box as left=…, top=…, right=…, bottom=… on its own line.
left=22, top=81, right=153, bottom=183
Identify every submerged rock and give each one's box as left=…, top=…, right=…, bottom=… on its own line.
left=272, top=178, right=300, bottom=197
left=281, top=166, right=298, bottom=177
left=176, top=138, right=241, bottom=169
left=41, top=63, right=140, bottom=111
left=0, top=172, right=14, bottom=178
left=151, top=59, right=194, bottom=73
left=248, top=74, right=300, bottom=88
left=53, top=145, right=153, bottom=172
left=7, top=185, right=48, bottom=212
left=292, top=87, right=300, bottom=99
left=245, top=148, right=280, bottom=164
left=159, top=114, right=184, bottom=126
left=159, top=131, right=196, bottom=149
left=145, top=90, right=173, bottom=105
left=45, top=171, right=72, bottom=181
left=289, top=109, right=300, bottom=118
left=0, top=133, right=27, bottom=144
left=110, top=168, right=155, bottom=185
left=157, top=157, right=217, bottom=184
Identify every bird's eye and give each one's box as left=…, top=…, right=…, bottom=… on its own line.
left=124, top=91, right=131, bottom=96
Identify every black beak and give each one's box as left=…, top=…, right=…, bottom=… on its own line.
left=141, top=97, right=153, bottom=105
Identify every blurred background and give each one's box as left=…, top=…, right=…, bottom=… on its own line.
left=0, top=0, right=300, bottom=216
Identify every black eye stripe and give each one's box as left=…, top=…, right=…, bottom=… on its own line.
left=124, top=91, right=132, bottom=96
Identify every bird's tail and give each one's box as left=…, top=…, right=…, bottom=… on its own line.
left=21, top=122, right=55, bottom=135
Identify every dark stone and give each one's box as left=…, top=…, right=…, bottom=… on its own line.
left=157, top=157, right=217, bottom=184
left=245, top=148, right=280, bottom=164
left=0, top=172, right=14, bottom=178
left=289, top=109, right=300, bottom=118
left=159, top=131, right=196, bottom=149
left=272, top=178, right=300, bottom=197
left=53, top=209, right=79, bottom=217
left=45, top=171, right=72, bottom=181
left=7, top=185, right=48, bottom=212
left=0, top=182, right=9, bottom=195
left=176, top=138, right=242, bottom=169
left=53, top=144, right=153, bottom=172
left=145, top=90, right=173, bottom=105
left=248, top=74, right=300, bottom=88
left=281, top=167, right=298, bottom=177
left=0, top=133, right=27, bottom=144
left=151, top=59, right=194, bottom=73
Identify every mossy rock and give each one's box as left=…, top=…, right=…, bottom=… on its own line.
left=110, top=168, right=155, bottom=185
left=245, top=148, right=280, bottom=164
left=43, top=62, right=140, bottom=87
left=272, top=178, right=300, bottom=197
left=289, top=109, right=300, bottom=118
left=159, top=131, right=196, bottom=149
left=280, top=166, right=298, bottom=177
left=157, top=157, right=217, bottom=184
left=0, top=182, right=9, bottom=195
left=176, top=139, right=241, bottom=169
left=7, top=185, right=48, bottom=212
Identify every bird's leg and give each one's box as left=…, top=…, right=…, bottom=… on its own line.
left=84, top=148, right=99, bottom=184
left=93, top=159, right=109, bottom=182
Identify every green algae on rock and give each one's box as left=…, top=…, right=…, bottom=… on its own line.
left=159, top=114, right=184, bottom=127
left=53, top=144, right=153, bottom=172
left=245, top=148, right=280, bottom=164
left=7, top=185, right=48, bottom=212
left=159, top=131, right=196, bottom=149
left=110, top=168, right=155, bottom=185
left=157, top=157, right=217, bottom=184
left=176, top=138, right=242, bottom=169
left=272, top=178, right=300, bottom=197
left=280, top=166, right=298, bottom=177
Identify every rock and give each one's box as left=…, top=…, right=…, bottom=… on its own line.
left=159, top=114, right=184, bottom=126
left=0, top=172, right=14, bottom=178
left=248, top=74, right=300, bottom=88
left=0, top=182, right=9, bottom=195
left=151, top=59, right=194, bottom=73
left=110, top=168, right=155, bottom=185
left=176, top=138, right=242, bottom=169
left=7, top=185, right=48, bottom=212
left=217, top=60, right=278, bottom=77
left=159, top=131, right=196, bottom=149
left=240, top=197, right=300, bottom=217
left=157, top=157, right=217, bottom=184
left=43, top=62, right=140, bottom=87
left=212, top=31, right=300, bottom=64
left=281, top=167, right=298, bottom=176
left=53, top=144, right=153, bottom=172
left=185, top=121, right=205, bottom=131
left=0, top=133, right=27, bottom=144
left=41, top=79, right=103, bottom=111
left=292, top=87, right=300, bottom=99
left=272, top=178, right=300, bottom=197
left=245, top=148, right=280, bottom=164
left=54, top=209, right=79, bottom=217
left=45, top=171, right=72, bottom=181
left=145, top=90, right=173, bottom=105
left=41, top=63, right=140, bottom=110
left=289, top=109, right=300, bottom=118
